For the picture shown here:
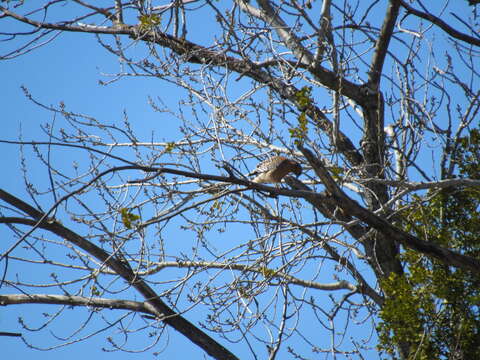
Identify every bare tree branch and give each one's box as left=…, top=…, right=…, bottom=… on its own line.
left=299, top=144, right=480, bottom=274
left=398, top=0, right=480, bottom=47
left=0, top=294, right=153, bottom=314
left=368, top=0, right=401, bottom=87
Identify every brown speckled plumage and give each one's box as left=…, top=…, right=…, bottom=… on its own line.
left=249, top=156, right=302, bottom=183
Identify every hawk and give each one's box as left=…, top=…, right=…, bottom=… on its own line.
left=249, top=156, right=302, bottom=184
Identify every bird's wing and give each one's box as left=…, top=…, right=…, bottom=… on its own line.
left=251, top=156, right=286, bottom=174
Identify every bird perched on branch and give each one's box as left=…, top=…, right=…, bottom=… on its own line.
left=249, top=156, right=302, bottom=184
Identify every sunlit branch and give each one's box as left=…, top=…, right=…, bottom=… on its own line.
left=141, top=260, right=357, bottom=292
left=0, top=294, right=153, bottom=314
left=368, top=0, right=401, bottom=86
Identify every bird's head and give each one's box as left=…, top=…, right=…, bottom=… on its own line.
left=290, top=161, right=302, bottom=177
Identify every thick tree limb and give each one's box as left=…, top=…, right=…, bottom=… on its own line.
left=368, top=0, right=401, bottom=86
left=285, top=177, right=367, bottom=240
left=298, top=145, right=480, bottom=275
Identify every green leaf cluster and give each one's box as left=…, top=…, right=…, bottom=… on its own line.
left=294, top=86, right=313, bottom=109
left=165, top=142, right=176, bottom=153
left=260, top=266, right=276, bottom=278
left=120, top=208, right=140, bottom=229
left=377, top=272, right=435, bottom=359
left=138, top=14, right=161, bottom=30
left=455, top=128, right=480, bottom=178
left=289, top=86, right=312, bottom=145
